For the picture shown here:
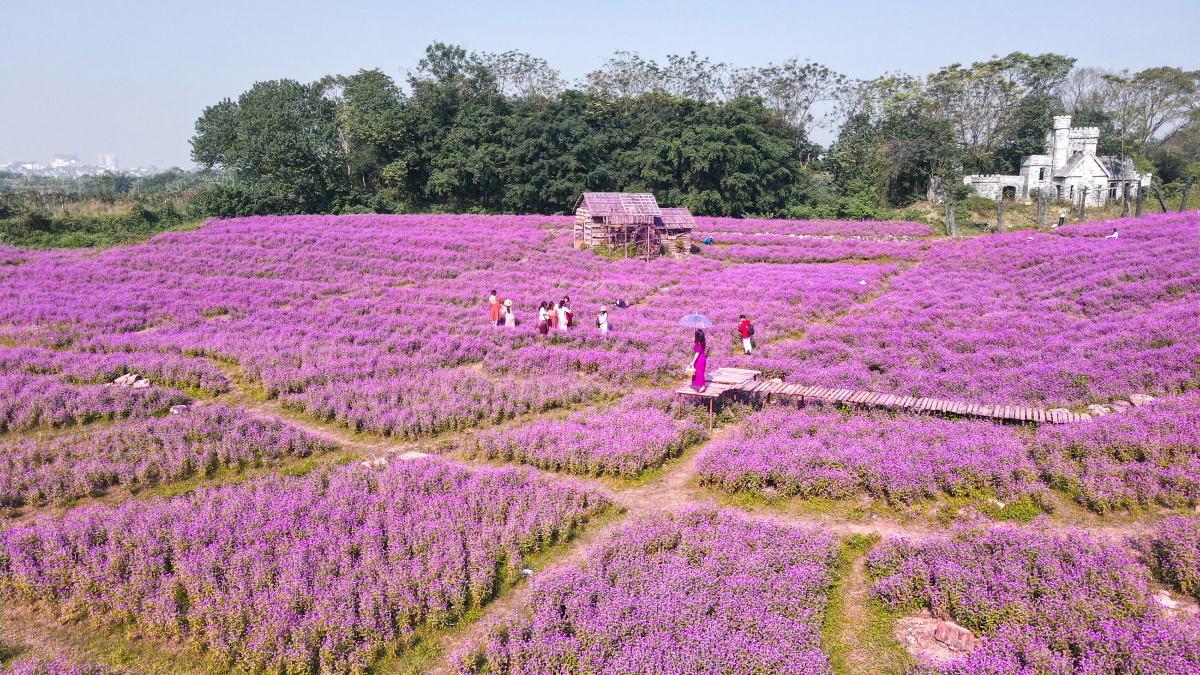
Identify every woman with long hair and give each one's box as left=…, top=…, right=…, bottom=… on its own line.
left=548, top=300, right=558, bottom=331
left=537, top=301, right=549, bottom=335
left=689, top=329, right=707, bottom=393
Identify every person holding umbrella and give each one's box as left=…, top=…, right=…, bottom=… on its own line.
left=689, top=329, right=707, bottom=392
left=679, top=314, right=713, bottom=393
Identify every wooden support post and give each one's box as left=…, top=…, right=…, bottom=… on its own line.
left=1121, top=180, right=1130, bottom=217
left=1135, top=183, right=1143, bottom=217
left=1079, top=187, right=1087, bottom=219
left=996, top=198, right=1003, bottom=232
left=1181, top=178, right=1194, bottom=213
left=1152, top=182, right=1169, bottom=213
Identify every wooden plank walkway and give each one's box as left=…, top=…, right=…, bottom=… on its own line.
left=675, top=368, right=1089, bottom=429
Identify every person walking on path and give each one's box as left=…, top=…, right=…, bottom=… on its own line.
left=556, top=300, right=569, bottom=331
left=537, top=302, right=549, bottom=335
left=503, top=299, right=516, bottom=327
left=1056, top=208, right=1065, bottom=228
left=737, top=315, right=754, bottom=355
left=689, top=329, right=707, bottom=393
left=596, top=305, right=609, bottom=334
left=488, top=290, right=501, bottom=326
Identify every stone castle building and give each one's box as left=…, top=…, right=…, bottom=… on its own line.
left=960, top=115, right=1150, bottom=206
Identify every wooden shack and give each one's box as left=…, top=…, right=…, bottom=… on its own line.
left=573, top=192, right=695, bottom=259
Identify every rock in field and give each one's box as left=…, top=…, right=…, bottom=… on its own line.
left=1129, top=393, right=1156, bottom=407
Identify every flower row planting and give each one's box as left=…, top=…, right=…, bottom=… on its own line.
left=696, top=406, right=1044, bottom=505
left=0, top=404, right=334, bottom=507
left=0, top=345, right=229, bottom=395
left=698, top=393, right=1198, bottom=512
left=868, top=524, right=1200, bottom=674
left=0, top=373, right=189, bottom=434
left=1137, top=515, right=1200, bottom=601
left=757, top=212, right=1199, bottom=407
left=469, top=393, right=706, bottom=477
left=451, top=508, right=837, bottom=675
left=280, top=370, right=610, bottom=438
left=1033, top=391, right=1200, bottom=512
left=0, top=461, right=609, bottom=674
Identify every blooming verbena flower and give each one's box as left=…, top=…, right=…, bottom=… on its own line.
left=450, top=507, right=838, bottom=675
left=0, top=461, right=609, bottom=673
left=867, top=524, right=1200, bottom=674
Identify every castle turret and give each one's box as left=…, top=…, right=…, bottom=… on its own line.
left=1050, top=115, right=1072, bottom=173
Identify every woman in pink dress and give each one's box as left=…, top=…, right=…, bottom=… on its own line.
left=689, top=329, right=707, bottom=392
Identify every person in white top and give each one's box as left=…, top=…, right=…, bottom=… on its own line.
left=537, top=302, right=549, bottom=335
left=596, top=306, right=609, bottom=333
left=556, top=300, right=569, bottom=330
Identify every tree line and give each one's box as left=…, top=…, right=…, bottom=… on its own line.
left=190, top=43, right=1200, bottom=219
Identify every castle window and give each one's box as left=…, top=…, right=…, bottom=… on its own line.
left=1039, top=168, right=1045, bottom=180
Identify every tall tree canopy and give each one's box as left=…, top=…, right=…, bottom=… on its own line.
left=189, top=44, right=1198, bottom=217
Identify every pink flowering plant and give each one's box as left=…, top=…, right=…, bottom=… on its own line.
left=0, top=461, right=609, bottom=673
left=451, top=508, right=837, bottom=675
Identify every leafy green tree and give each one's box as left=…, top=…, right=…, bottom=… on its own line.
left=191, top=79, right=346, bottom=214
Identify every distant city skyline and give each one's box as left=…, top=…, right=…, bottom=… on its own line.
left=2, top=0, right=1197, bottom=168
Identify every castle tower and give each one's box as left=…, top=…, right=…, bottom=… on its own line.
left=1050, top=115, right=1072, bottom=173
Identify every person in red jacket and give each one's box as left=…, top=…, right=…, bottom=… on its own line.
left=738, top=314, right=753, bottom=355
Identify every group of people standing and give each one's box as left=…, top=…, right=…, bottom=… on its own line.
left=487, top=291, right=610, bottom=334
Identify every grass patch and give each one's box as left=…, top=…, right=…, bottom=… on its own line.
left=822, top=533, right=912, bottom=675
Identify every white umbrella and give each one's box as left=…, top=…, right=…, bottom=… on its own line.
left=678, top=314, right=714, bottom=329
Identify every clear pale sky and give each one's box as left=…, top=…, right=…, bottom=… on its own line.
left=2, top=0, right=1196, bottom=168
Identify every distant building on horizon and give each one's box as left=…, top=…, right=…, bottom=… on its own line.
left=98, top=153, right=119, bottom=170
left=959, top=115, right=1149, bottom=206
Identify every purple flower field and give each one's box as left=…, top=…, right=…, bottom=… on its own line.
left=696, top=406, right=1043, bottom=504
left=0, top=404, right=334, bottom=507
left=758, top=212, right=1199, bottom=406
left=0, top=211, right=1197, bottom=672
left=1034, top=392, right=1200, bottom=512
left=868, top=525, right=1200, bottom=673
left=451, top=508, right=837, bottom=675
left=0, top=461, right=609, bottom=673
left=1137, top=515, right=1200, bottom=600
left=470, top=393, right=707, bottom=477
left=0, top=373, right=189, bottom=434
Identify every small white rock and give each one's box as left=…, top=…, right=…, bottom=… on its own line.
left=131, top=379, right=151, bottom=389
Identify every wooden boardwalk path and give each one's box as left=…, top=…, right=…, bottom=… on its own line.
left=676, top=368, right=1089, bottom=430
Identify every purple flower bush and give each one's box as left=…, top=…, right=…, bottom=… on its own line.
left=280, top=370, right=608, bottom=438
left=1033, top=393, right=1200, bottom=512
left=469, top=393, right=707, bottom=477
left=1136, top=515, right=1200, bottom=600
left=0, top=404, right=335, bottom=507
left=0, top=373, right=188, bottom=433
left=868, top=524, right=1200, bottom=673
left=0, top=461, right=609, bottom=674
left=451, top=508, right=837, bottom=675
left=758, top=212, right=1199, bottom=407
left=696, top=407, right=1043, bottom=505
left=0, top=345, right=228, bottom=395
left=0, top=658, right=111, bottom=675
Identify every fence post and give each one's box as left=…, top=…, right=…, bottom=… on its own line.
left=1079, top=187, right=1087, bottom=219
left=1121, top=181, right=1130, bottom=217
left=996, top=198, right=1003, bottom=232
